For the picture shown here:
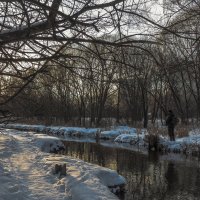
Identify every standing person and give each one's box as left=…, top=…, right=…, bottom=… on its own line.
left=166, top=110, right=178, bottom=141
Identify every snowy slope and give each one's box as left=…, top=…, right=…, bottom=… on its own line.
left=0, top=129, right=125, bottom=200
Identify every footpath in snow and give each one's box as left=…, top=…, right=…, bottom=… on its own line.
left=0, top=129, right=125, bottom=200
left=2, top=123, right=200, bottom=155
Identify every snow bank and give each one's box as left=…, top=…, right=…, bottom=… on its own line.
left=160, top=134, right=200, bottom=154
left=3, top=123, right=200, bottom=156
left=101, top=126, right=137, bottom=139
left=114, top=134, right=139, bottom=143
left=0, top=123, right=46, bottom=132
left=0, top=123, right=98, bottom=138
left=33, top=134, right=65, bottom=153
left=114, top=128, right=200, bottom=155
left=0, top=124, right=136, bottom=140
left=113, top=128, right=200, bottom=155
left=54, top=127, right=98, bottom=137
left=114, top=129, right=147, bottom=145
left=46, top=155, right=126, bottom=200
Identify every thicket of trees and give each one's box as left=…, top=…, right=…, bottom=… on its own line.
left=1, top=0, right=200, bottom=127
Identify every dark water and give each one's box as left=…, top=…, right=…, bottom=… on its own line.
left=62, top=140, right=200, bottom=200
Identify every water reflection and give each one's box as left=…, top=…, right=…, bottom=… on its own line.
left=62, top=141, right=200, bottom=200
left=165, top=162, right=178, bottom=193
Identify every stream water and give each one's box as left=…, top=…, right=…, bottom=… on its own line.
left=62, top=140, right=200, bottom=200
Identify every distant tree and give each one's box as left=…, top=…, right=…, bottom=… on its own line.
left=0, top=0, right=164, bottom=122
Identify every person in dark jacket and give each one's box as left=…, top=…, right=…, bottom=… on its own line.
left=166, top=110, right=177, bottom=141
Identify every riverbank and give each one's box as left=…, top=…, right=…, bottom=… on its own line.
left=0, top=129, right=125, bottom=200
left=1, top=123, right=200, bottom=156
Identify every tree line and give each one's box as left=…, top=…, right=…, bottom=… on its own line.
left=0, top=0, right=200, bottom=127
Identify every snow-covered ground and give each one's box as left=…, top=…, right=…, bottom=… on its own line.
left=1, top=123, right=200, bottom=155
left=0, top=129, right=125, bottom=200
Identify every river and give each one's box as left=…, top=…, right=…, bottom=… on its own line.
left=62, top=139, right=200, bottom=200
